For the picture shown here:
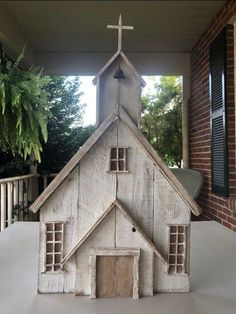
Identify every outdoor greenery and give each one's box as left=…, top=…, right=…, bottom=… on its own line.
left=0, top=50, right=51, bottom=161
left=0, top=56, right=182, bottom=178
left=0, top=70, right=94, bottom=177
left=141, top=76, right=182, bottom=167
left=38, top=76, right=94, bottom=174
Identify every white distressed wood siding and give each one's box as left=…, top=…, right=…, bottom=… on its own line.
left=153, top=167, right=191, bottom=292
left=38, top=168, right=79, bottom=293
left=116, top=120, right=154, bottom=240
left=98, top=56, right=141, bottom=126
left=76, top=210, right=116, bottom=295
left=77, top=119, right=190, bottom=294
left=115, top=208, right=154, bottom=296
left=38, top=113, right=191, bottom=294
left=76, top=206, right=154, bottom=296
left=78, top=121, right=117, bottom=239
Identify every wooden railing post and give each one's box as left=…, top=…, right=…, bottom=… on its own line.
left=7, top=182, right=13, bottom=225
left=0, top=183, right=6, bottom=231
left=29, top=153, right=38, bottom=201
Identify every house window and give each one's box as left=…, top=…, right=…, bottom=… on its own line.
left=168, top=225, right=188, bottom=275
left=45, top=222, right=64, bottom=272
left=109, top=147, right=128, bottom=172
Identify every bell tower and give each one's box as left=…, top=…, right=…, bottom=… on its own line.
left=93, top=15, right=146, bottom=128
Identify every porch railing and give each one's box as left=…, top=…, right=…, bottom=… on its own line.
left=0, top=173, right=57, bottom=231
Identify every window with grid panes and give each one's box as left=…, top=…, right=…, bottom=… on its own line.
left=168, top=225, right=188, bottom=275
left=45, top=222, right=64, bottom=272
left=109, top=147, right=128, bottom=172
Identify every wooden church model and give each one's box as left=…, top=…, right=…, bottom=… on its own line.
left=30, top=15, right=201, bottom=298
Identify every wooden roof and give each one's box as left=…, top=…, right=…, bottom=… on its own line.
left=61, top=199, right=167, bottom=265
left=92, top=50, right=146, bottom=87
left=30, top=105, right=201, bottom=216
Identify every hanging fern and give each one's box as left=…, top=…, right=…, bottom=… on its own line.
left=0, top=49, right=51, bottom=161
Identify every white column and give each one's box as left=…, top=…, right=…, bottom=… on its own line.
left=182, top=75, right=190, bottom=169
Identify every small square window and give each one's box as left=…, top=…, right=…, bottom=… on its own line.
left=109, top=147, right=128, bottom=172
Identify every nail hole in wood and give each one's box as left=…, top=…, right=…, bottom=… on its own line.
left=132, top=227, right=136, bottom=232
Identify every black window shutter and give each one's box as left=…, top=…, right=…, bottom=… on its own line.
left=209, top=28, right=229, bottom=197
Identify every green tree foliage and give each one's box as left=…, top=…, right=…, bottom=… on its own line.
left=0, top=51, right=50, bottom=161
left=38, top=76, right=95, bottom=173
left=141, top=76, right=182, bottom=167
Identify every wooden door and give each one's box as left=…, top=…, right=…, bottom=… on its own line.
left=96, top=256, right=134, bottom=298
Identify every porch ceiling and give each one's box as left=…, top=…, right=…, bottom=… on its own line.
left=0, top=1, right=225, bottom=75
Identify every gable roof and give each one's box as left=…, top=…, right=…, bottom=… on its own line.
left=61, top=199, right=167, bottom=265
left=30, top=105, right=201, bottom=216
left=92, top=50, right=146, bottom=87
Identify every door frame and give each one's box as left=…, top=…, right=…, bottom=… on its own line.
left=90, top=248, right=140, bottom=299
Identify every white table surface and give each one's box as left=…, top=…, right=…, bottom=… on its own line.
left=0, top=221, right=236, bottom=314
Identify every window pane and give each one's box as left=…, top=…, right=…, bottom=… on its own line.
left=111, top=148, right=117, bottom=159
left=178, top=234, right=184, bottom=243
left=178, top=226, right=184, bottom=233
left=177, top=245, right=184, bottom=254
left=46, top=224, right=53, bottom=231
left=118, top=148, right=125, bottom=159
left=177, top=266, right=183, bottom=274
left=170, top=245, right=176, bottom=254
left=169, top=255, right=175, bottom=264
left=46, top=243, right=53, bottom=252
left=55, top=254, right=62, bottom=263
left=46, top=254, right=53, bottom=265
left=170, top=226, right=177, bottom=233
left=177, top=255, right=183, bottom=264
left=55, top=223, right=62, bottom=231
left=110, top=161, right=117, bottom=171
left=55, top=243, right=62, bottom=253
left=170, top=234, right=176, bottom=243
left=46, top=232, right=53, bottom=241
left=46, top=266, right=52, bottom=272
left=55, top=232, right=62, bottom=241
left=54, top=265, right=61, bottom=271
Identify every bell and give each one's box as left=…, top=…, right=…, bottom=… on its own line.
left=113, top=67, right=125, bottom=79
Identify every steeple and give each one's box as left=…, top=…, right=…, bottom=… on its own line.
left=93, top=15, right=146, bottom=128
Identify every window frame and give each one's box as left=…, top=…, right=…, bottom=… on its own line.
left=44, top=222, right=65, bottom=273
left=108, top=146, right=128, bottom=173
left=167, top=224, right=189, bottom=276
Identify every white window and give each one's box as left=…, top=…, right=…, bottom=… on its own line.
left=168, top=225, right=188, bottom=275
left=45, top=222, right=64, bottom=272
left=109, top=147, right=128, bottom=172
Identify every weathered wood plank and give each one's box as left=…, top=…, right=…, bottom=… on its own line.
left=116, top=119, right=154, bottom=239
left=38, top=168, right=78, bottom=293
left=76, top=210, right=116, bottom=296
left=77, top=121, right=117, bottom=239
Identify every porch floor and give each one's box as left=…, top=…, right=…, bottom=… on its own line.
left=0, top=221, right=236, bottom=314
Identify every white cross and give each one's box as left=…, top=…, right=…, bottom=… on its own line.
left=107, top=14, right=134, bottom=51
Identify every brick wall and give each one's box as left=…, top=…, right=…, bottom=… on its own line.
left=190, top=0, right=236, bottom=231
